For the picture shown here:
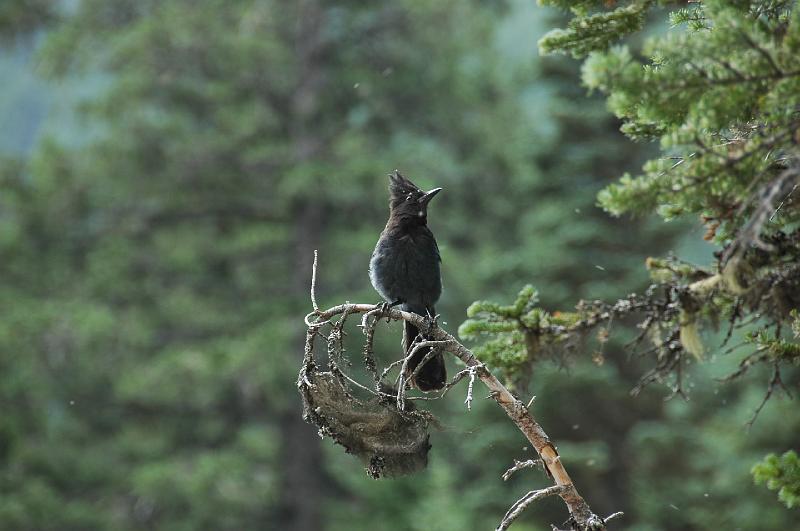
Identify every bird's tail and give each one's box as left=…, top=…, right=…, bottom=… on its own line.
left=402, top=306, right=446, bottom=392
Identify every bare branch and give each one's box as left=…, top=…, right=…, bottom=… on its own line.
left=502, top=459, right=545, bottom=481
left=310, top=249, right=320, bottom=312
left=361, top=314, right=379, bottom=385
left=769, top=182, right=798, bottom=222
left=440, top=367, right=477, bottom=398
left=397, top=339, right=454, bottom=411
left=497, top=485, right=569, bottom=531
left=304, top=301, right=609, bottom=530
left=718, top=351, right=769, bottom=383
left=723, top=166, right=799, bottom=265
left=464, top=365, right=477, bottom=410
left=746, top=361, right=791, bottom=429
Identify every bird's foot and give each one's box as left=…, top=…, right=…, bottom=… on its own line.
left=376, top=302, right=392, bottom=323
left=378, top=299, right=403, bottom=322
left=424, top=312, right=440, bottom=336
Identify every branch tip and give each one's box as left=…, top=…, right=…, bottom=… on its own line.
left=496, top=485, right=569, bottom=531
left=502, top=459, right=544, bottom=481
left=310, top=249, right=320, bottom=312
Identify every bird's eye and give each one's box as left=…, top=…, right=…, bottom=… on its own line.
left=406, top=194, right=413, bottom=201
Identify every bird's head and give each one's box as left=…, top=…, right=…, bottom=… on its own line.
left=387, top=170, right=441, bottom=223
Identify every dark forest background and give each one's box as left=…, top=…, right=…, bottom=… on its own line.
left=0, top=1, right=796, bottom=530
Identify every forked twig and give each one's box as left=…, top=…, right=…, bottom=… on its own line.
left=397, top=339, right=453, bottom=410
left=746, top=361, right=791, bottom=429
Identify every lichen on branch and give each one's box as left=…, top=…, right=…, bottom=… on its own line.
left=301, top=281, right=613, bottom=529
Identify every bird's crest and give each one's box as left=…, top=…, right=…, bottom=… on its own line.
left=389, top=170, right=423, bottom=198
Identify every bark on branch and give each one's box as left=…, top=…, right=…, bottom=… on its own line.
left=305, top=302, right=610, bottom=530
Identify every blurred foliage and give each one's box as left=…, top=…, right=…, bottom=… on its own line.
left=752, top=450, right=800, bottom=509
left=0, top=0, right=797, bottom=530
left=0, top=0, right=58, bottom=42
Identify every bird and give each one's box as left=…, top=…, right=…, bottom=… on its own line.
left=369, top=170, right=446, bottom=391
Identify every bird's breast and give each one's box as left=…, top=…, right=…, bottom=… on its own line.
left=369, top=229, right=441, bottom=308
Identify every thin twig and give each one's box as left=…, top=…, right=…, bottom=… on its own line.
left=310, top=249, right=320, bottom=312
left=439, top=367, right=477, bottom=398
left=398, top=339, right=453, bottom=410
left=746, top=361, right=789, bottom=429
left=465, top=365, right=477, bottom=410
left=719, top=298, right=742, bottom=349
left=380, top=358, right=406, bottom=382
left=359, top=306, right=384, bottom=330
left=496, top=485, right=569, bottom=531
left=502, top=459, right=545, bottom=481
left=723, top=166, right=799, bottom=264
left=769, top=182, right=798, bottom=221
left=337, top=366, right=395, bottom=399
left=305, top=309, right=330, bottom=328
left=408, top=340, right=454, bottom=381
left=718, top=351, right=769, bottom=383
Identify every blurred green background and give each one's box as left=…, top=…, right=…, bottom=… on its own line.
left=0, top=1, right=796, bottom=530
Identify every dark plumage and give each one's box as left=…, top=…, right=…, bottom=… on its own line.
left=369, top=170, right=446, bottom=391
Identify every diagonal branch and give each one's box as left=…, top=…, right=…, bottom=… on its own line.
left=306, top=302, right=611, bottom=530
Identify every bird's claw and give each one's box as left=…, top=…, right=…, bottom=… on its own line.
left=378, top=300, right=403, bottom=323
left=376, top=302, right=391, bottom=323
left=424, top=313, right=440, bottom=335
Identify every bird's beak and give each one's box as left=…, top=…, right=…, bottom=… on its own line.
left=418, top=187, right=442, bottom=206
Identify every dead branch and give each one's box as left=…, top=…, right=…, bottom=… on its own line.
left=497, top=485, right=569, bottom=531
left=397, top=339, right=453, bottom=410
left=746, top=361, right=791, bottom=429
left=502, top=459, right=544, bottom=481
left=464, top=365, right=477, bottom=410
left=722, top=166, right=799, bottom=265
left=310, top=249, right=320, bottom=312
left=305, top=301, right=610, bottom=530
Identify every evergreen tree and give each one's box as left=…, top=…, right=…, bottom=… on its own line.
left=464, top=0, right=800, bottom=526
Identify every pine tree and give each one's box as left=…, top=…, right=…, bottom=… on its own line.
left=465, top=0, right=800, bottom=522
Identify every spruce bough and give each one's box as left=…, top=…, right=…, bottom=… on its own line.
left=462, top=0, right=800, bottom=508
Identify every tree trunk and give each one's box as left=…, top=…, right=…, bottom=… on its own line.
left=276, top=1, right=328, bottom=529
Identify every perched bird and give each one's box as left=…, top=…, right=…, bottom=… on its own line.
left=370, top=170, right=446, bottom=391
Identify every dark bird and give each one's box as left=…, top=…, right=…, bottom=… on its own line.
left=370, top=170, right=446, bottom=391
